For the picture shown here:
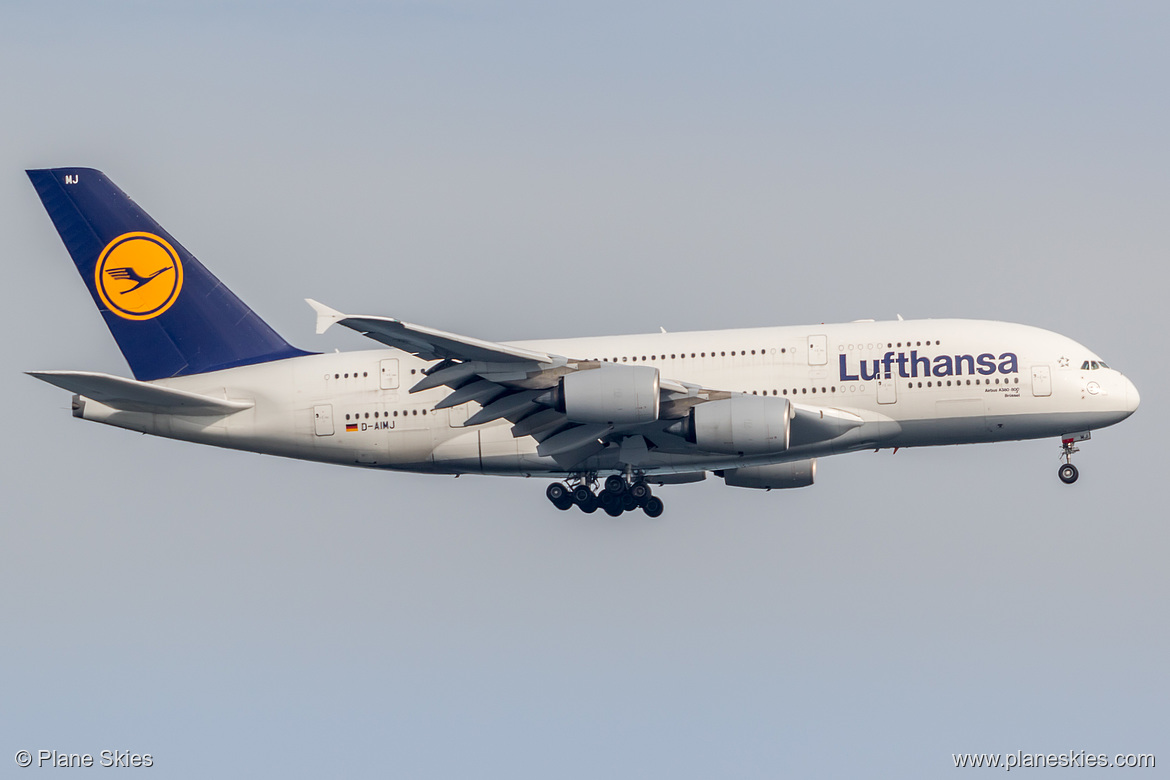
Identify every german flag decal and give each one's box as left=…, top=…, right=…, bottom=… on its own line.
left=345, top=423, right=358, bottom=432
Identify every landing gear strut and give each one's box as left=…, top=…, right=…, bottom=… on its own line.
left=1058, top=436, right=1081, bottom=484
left=545, top=472, right=665, bottom=517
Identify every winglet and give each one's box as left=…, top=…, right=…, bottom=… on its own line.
left=306, top=298, right=346, bottom=335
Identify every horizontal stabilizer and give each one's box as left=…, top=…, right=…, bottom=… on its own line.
left=28, top=370, right=253, bottom=416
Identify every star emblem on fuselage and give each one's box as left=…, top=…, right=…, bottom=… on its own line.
left=1058, top=356, right=1069, bottom=368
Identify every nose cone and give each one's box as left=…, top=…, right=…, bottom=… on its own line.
left=1124, top=376, right=1140, bottom=415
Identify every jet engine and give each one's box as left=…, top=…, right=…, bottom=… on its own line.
left=667, top=394, right=791, bottom=454
left=552, top=364, right=661, bottom=425
left=718, top=459, right=816, bottom=489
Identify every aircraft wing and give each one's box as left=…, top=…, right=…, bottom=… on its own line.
left=307, top=299, right=554, bottom=364
left=309, top=301, right=861, bottom=468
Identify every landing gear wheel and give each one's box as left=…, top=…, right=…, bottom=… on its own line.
left=629, top=481, right=650, bottom=503
left=599, top=490, right=623, bottom=511
left=621, top=492, right=638, bottom=511
left=643, top=496, right=664, bottom=518
left=546, top=483, right=573, bottom=510
left=603, top=503, right=624, bottom=517
left=604, top=474, right=626, bottom=494
left=1058, top=463, right=1079, bottom=484
left=572, top=485, right=594, bottom=505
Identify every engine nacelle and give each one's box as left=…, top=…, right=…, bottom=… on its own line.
left=719, top=459, right=816, bottom=490
left=560, top=364, right=660, bottom=425
left=672, top=394, right=791, bottom=454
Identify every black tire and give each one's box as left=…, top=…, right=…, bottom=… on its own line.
left=643, top=496, right=664, bottom=518
left=1058, top=463, right=1079, bottom=484
left=621, top=492, right=638, bottom=511
left=579, top=498, right=598, bottom=514
left=603, top=503, right=623, bottom=517
left=547, top=483, right=568, bottom=502
left=629, top=481, right=650, bottom=503
left=604, top=474, right=626, bottom=494
left=600, top=490, right=622, bottom=510
left=552, top=495, right=574, bottom=511
left=572, top=485, right=594, bottom=504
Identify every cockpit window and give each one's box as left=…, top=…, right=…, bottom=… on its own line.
left=1081, top=361, right=1091, bottom=370
left=1081, top=360, right=1110, bottom=370
left=1098, top=360, right=1109, bottom=369
left=1090, top=361, right=1100, bottom=370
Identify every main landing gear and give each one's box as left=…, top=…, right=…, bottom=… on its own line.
left=1058, top=436, right=1082, bottom=484
left=546, top=473, right=664, bottom=517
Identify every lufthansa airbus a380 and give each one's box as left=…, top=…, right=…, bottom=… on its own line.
left=27, top=168, right=1139, bottom=517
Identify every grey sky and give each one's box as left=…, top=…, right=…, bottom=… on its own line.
left=2, top=2, right=1166, bottom=777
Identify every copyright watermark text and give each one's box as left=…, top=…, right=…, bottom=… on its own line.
left=15, top=750, right=153, bottom=769
left=953, top=750, right=1154, bottom=770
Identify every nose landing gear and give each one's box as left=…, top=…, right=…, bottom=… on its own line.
left=546, top=472, right=664, bottom=517
left=1057, top=433, right=1089, bottom=484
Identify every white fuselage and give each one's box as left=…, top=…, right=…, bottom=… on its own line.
left=73, top=319, right=1139, bottom=478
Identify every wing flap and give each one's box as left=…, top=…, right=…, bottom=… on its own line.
left=536, top=424, right=613, bottom=458
left=462, top=389, right=543, bottom=426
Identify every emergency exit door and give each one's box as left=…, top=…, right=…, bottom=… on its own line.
left=1031, top=365, right=1052, bottom=397
left=807, top=335, right=827, bottom=365
left=313, top=404, right=334, bottom=436
left=380, top=359, right=400, bottom=390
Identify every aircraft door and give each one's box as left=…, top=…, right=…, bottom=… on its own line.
left=876, top=376, right=897, bottom=404
left=448, top=405, right=469, bottom=427
left=313, top=404, right=335, bottom=436
left=1031, top=365, right=1052, bottom=397
left=380, top=359, right=400, bottom=390
left=807, top=335, right=828, bottom=366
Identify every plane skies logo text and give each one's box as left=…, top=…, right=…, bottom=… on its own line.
left=839, top=351, right=1019, bottom=381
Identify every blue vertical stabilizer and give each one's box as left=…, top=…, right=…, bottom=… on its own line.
left=28, top=167, right=312, bottom=380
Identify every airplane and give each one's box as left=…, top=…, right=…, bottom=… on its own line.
left=26, top=167, right=1140, bottom=517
